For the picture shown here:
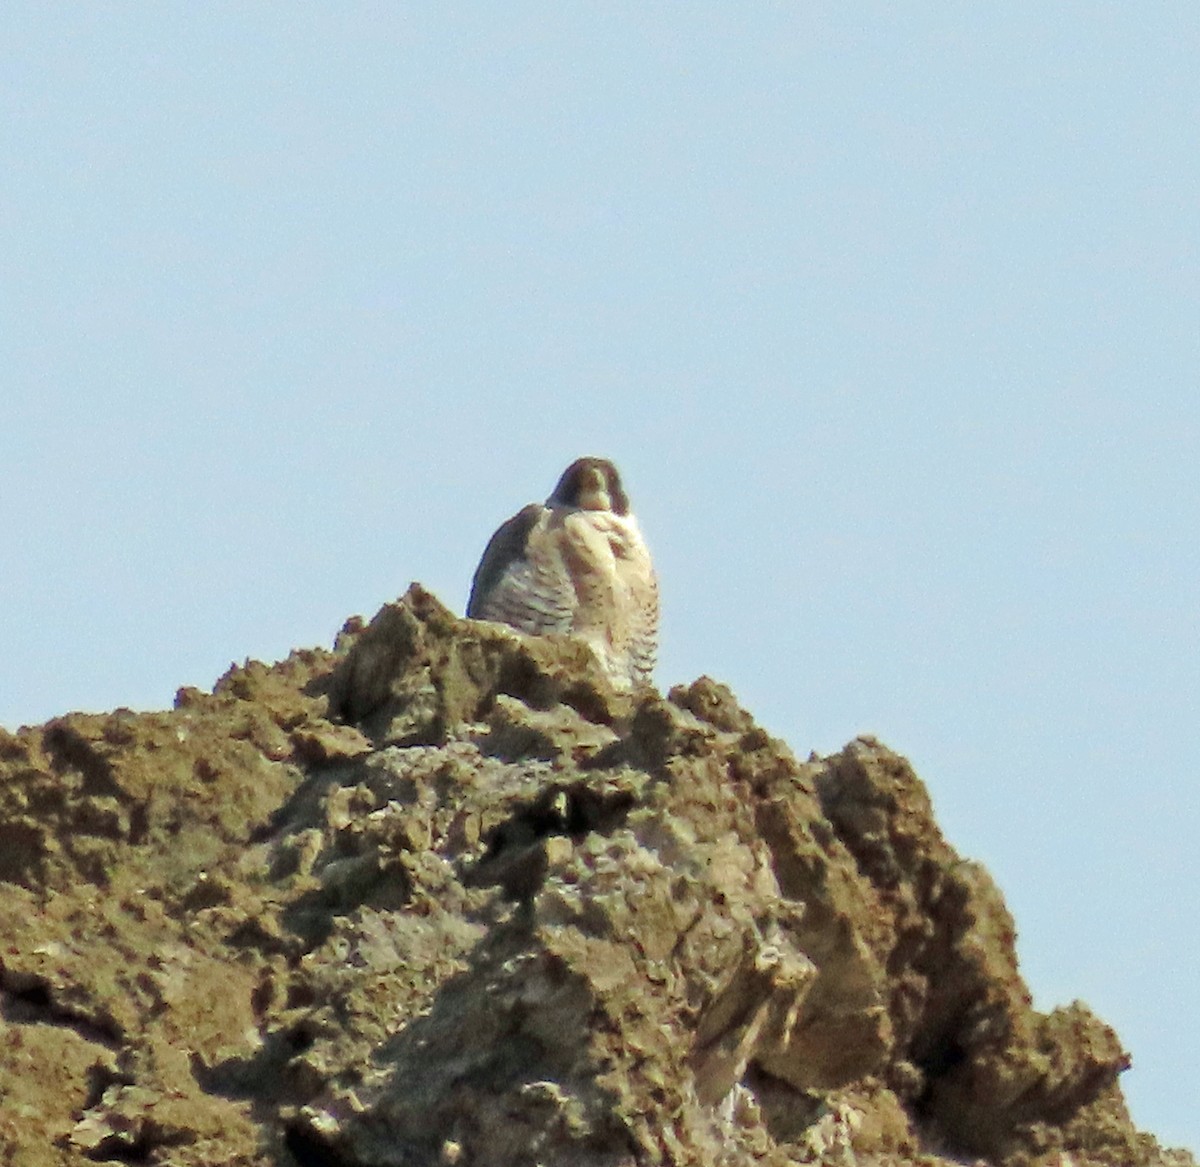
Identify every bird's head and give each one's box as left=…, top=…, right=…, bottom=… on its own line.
left=548, top=457, right=630, bottom=515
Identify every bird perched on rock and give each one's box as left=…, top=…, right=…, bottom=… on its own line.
left=466, top=457, right=659, bottom=687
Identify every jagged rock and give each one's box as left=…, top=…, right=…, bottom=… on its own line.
left=0, top=584, right=1189, bottom=1167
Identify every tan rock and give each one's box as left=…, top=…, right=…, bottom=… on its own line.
left=0, top=586, right=1188, bottom=1167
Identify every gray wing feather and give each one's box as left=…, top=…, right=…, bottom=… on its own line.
left=466, top=504, right=543, bottom=618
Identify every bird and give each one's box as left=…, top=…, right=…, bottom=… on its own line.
left=466, top=457, right=659, bottom=687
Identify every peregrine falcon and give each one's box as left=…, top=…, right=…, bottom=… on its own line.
left=467, top=457, right=659, bottom=687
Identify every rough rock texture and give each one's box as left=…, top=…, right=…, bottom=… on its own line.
left=0, top=584, right=1190, bottom=1167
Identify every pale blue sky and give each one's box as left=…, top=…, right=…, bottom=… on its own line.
left=2, top=4, right=1197, bottom=1151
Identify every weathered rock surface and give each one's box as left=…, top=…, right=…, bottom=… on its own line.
left=0, top=584, right=1190, bottom=1167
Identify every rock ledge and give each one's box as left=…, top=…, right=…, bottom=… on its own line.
left=0, top=585, right=1189, bottom=1167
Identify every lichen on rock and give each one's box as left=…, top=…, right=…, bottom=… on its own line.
left=0, top=584, right=1189, bottom=1166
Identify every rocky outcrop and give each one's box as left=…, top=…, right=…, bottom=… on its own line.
left=0, top=584, right=1190, bottom=1167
